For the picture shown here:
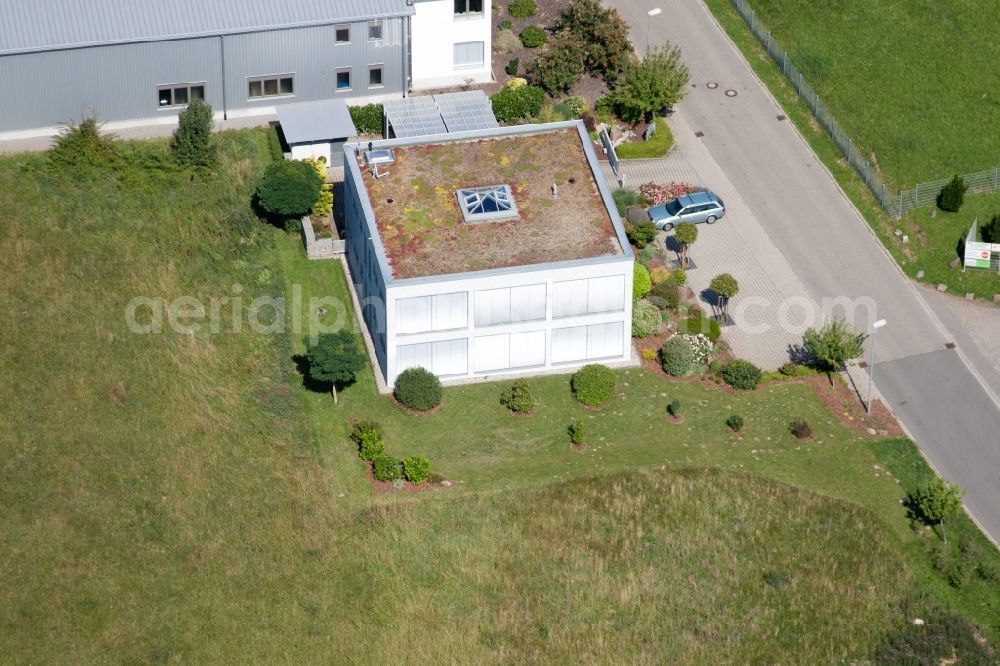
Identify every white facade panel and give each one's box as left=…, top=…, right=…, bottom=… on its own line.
left=396, top=340, right=433, bottom=372
left=551, top=325, right=588, bottom=363
left=588, top=275, right=626, bottom=314
left=473, top=333, right=510, bottom=372
left=475, top=287, right=510, bottom=326
left=396, top=295, right=433, bottom=334
left=433, top=338, right=468, bottom=376
left=552, top=279, right=589, bottom=318
left=410, top=0, right=492, bottom=89
left=510, top=283, right=546, bottom=322
left=587, top=322, right=624, bottom=359
left=509, top=330, right=546, bottom=368
left=432, top=291, right=468, bottom=330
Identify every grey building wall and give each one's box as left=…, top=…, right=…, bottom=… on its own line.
left=343, top=149, right=389, bottom=380
left=0, top=19, right=406, bottom=133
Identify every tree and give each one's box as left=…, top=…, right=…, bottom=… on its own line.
left=527, top=32, right=586, bottom=94
left=609, top=45, right=690, bottom=124
left=802, top=318, right=867, bottom=373
left=558, top=0, right=633, bottom=81
left=171, top=98, right=215, bottom=168
left=708, top=273, right=739, bottom=323
left=256, top=160, right=324, bottom=218
left=674, top=222, right=697, bottom=269
left=912, top=478, right=964, bottom=544
left=306, top=332, right=367, bottom=404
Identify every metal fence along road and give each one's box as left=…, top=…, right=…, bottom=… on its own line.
left=730, top=0, right=999, bottom=219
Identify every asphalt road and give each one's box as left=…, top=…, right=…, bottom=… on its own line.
left=609, top=0, right=1000, bottom=543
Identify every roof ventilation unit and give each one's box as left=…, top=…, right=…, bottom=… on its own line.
left=365, top=148, right=396, bottom=166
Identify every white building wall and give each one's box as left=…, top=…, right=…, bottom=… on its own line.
left=384, top=259, right=633, bottom=385
left=410, top=0, right=493, bottom=90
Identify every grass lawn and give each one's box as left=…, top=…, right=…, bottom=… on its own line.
left=1, top=125, right=996, bottom=662
left=702, top=0, right=1000, bottom=300
left=615, top=117, right=675, bottom=159
left=728, top=0, right=1000, bottom=189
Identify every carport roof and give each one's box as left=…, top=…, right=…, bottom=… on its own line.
left=278, top=99, right=357, bottom=146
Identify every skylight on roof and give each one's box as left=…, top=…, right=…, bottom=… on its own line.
left=457, top=184, right=518, bottom=223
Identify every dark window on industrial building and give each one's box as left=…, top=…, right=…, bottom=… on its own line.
left=158, top=83, right=204, bottom=108
left=336, top=69, right=352, bottom=91
left=335, top=25, right=350, bottom=43
left=369, top=65, right=383, bottom=88
left=455, top=0, right=483, bottom=15
left=368, top=20, right=383, bottom=40
left=248, top=75, right=294, bottom=99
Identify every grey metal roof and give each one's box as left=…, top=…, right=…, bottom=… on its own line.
left=278, top=99, right=357, bottom=145
left=0, top=0, right=414, bottom=56
left=383, top=96, right=447, bottom=138
left=433, top=91, right=500, bottom=133
left=383, top=91, right=498, bottom=139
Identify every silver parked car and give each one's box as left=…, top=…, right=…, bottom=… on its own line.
left=647, top=191, right=726, bottom=230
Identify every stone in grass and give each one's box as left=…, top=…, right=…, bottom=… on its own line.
left=966, top=292, right=975, bottom=301
left=916, top=270, right=925, bottom=279
left=994, top=294, right=1000, bottom=303
left=937, top=284, right=948, bottom=292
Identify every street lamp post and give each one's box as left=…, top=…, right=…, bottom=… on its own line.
left=646, top=8, right=662, bottom=54
left=867, top=319, right=887, bottom=415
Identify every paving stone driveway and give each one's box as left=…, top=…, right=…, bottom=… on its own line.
left=606, top=112, right=826, bottom=370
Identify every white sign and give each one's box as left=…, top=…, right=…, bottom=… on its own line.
left=965, top=241, right=993, bottom=269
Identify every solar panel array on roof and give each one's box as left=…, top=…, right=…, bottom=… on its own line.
left=383, top=91, right=499, bottom=139
left=383, top=97, right=447, bottom=139
left=433, top=91, right=500, bottom=133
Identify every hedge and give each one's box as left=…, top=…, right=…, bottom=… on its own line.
left=349, top=103, right=383, bottom=135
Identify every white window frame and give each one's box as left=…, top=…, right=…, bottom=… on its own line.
left=335, top=68, right=352, bottom=93
left=453, top=41, right=485, bottom=69
left=368, top=64, right=384, bottom=89
left=454, top=0, right=484, bottom=18
left=335, top=25, right=351, bottom=44
left=368, top=20, right=384, bottom=41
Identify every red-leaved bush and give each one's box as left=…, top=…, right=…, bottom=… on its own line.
left=639, top=181, right=697, bottom=206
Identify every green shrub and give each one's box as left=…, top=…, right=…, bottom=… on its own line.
left=491, top=85, right=545, bottom=122
left=349, top=103, right=383, bottom=135
left=304, top=157, right=334, bottom=218
left=651, top=277, right=680, bottom=310
left=645, top=295, right=669, bottom=311
left=789, top=418, right=813, bottom=439
left=631, top=299, right=661, bottom=338
left=508, top=0, right=537, bottom=17
left=171, top=98, right=215, bottom=168
left=672, top=268, right=686, bottom=286
left=266, top=126, right=284, bottom=163
left=626, top=221, right=657, bottom=249
left=527, top=33, right=585, bottom=94
left=568, top=418, right=585, bottom=445
left=659, top=336, right=694, bottom=377
left=571, top=364, right=616, bottom=407
left=763, top=569, right=791, bottom=588
left=562, top=96, right=587, bottom=117
left=48, top=116, right=118, bottom=171
left=257, top=160, right=323, bottom=218
left=677, top=317, right=721, bottom=343
left=402, top=456, right=431, bottom=484
left=726, top=414, right=744, bottom=432
left=393, top=367, right=443, bottom=411
left=937, top=174, right=967, bottom=212
left=981, top=214, right=1000, bottom=244
left=667, top=399, right=681, bottom=417
left=499, top=379, right=534, bottom=414
left=351, top=420, right=386, bottom=461
left=505, top=58, right=520, bottom=76
left=609, top=46, right=690, bottom=123
left=640, top=348, right=658, bottom=361
left=499, top=18, right=513, bottom=30
left=722, top=359, right=762, bottom=390
left=633, top=263, right=652, bottom=299
left=495, top=28, right=523, bottom=53
left=373, top=455, right=402, bottom=481
left=779, top=362, right=799, bottom=376
left=871, top=607, right=995, bottom=665
left=930, top=541, right=975, bottom=589
left=612, top=187, right=642, bottom=215
left=520, top=25, right=548, bottom=48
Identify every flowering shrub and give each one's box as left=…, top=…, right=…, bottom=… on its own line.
left=649, top=266, right=672, bottom=286
left=678, top=333, right=713, bottom=366
left=639, top=181, right=696, bottom=206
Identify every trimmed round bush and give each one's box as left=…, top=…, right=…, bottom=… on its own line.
left=491, top=84, right=545, bottom=123
left=631, top=299, right=661, bottom=338
left=520, top=25, right=548, bottom=48
left=495, top=28, right=522, bottom=54
left=373, top=455, right=402, bottom=481
left=726, top=414, right=744, bottom=432
left=659, top=335, right=694, bottom=377
left=402, top=456, right=431, bottom=484
left=633, top=263, right=652, bottom=299
left=571, top=364, right=616, bottom=407
left=394, top=367, right=442, bottom=411
left=500, top=379, right=534, bottom=414
left=722, top=359, right=762, bottom=390
left=677, top=316, right=721, bottom=343
left=508, top=0, right=537, bottom=18
left=790, top=418, right=813, bottom=440
left=256, top=159, right=323, bottom=218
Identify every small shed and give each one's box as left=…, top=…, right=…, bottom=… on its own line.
left=278, top=99, right=357, bottom=168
